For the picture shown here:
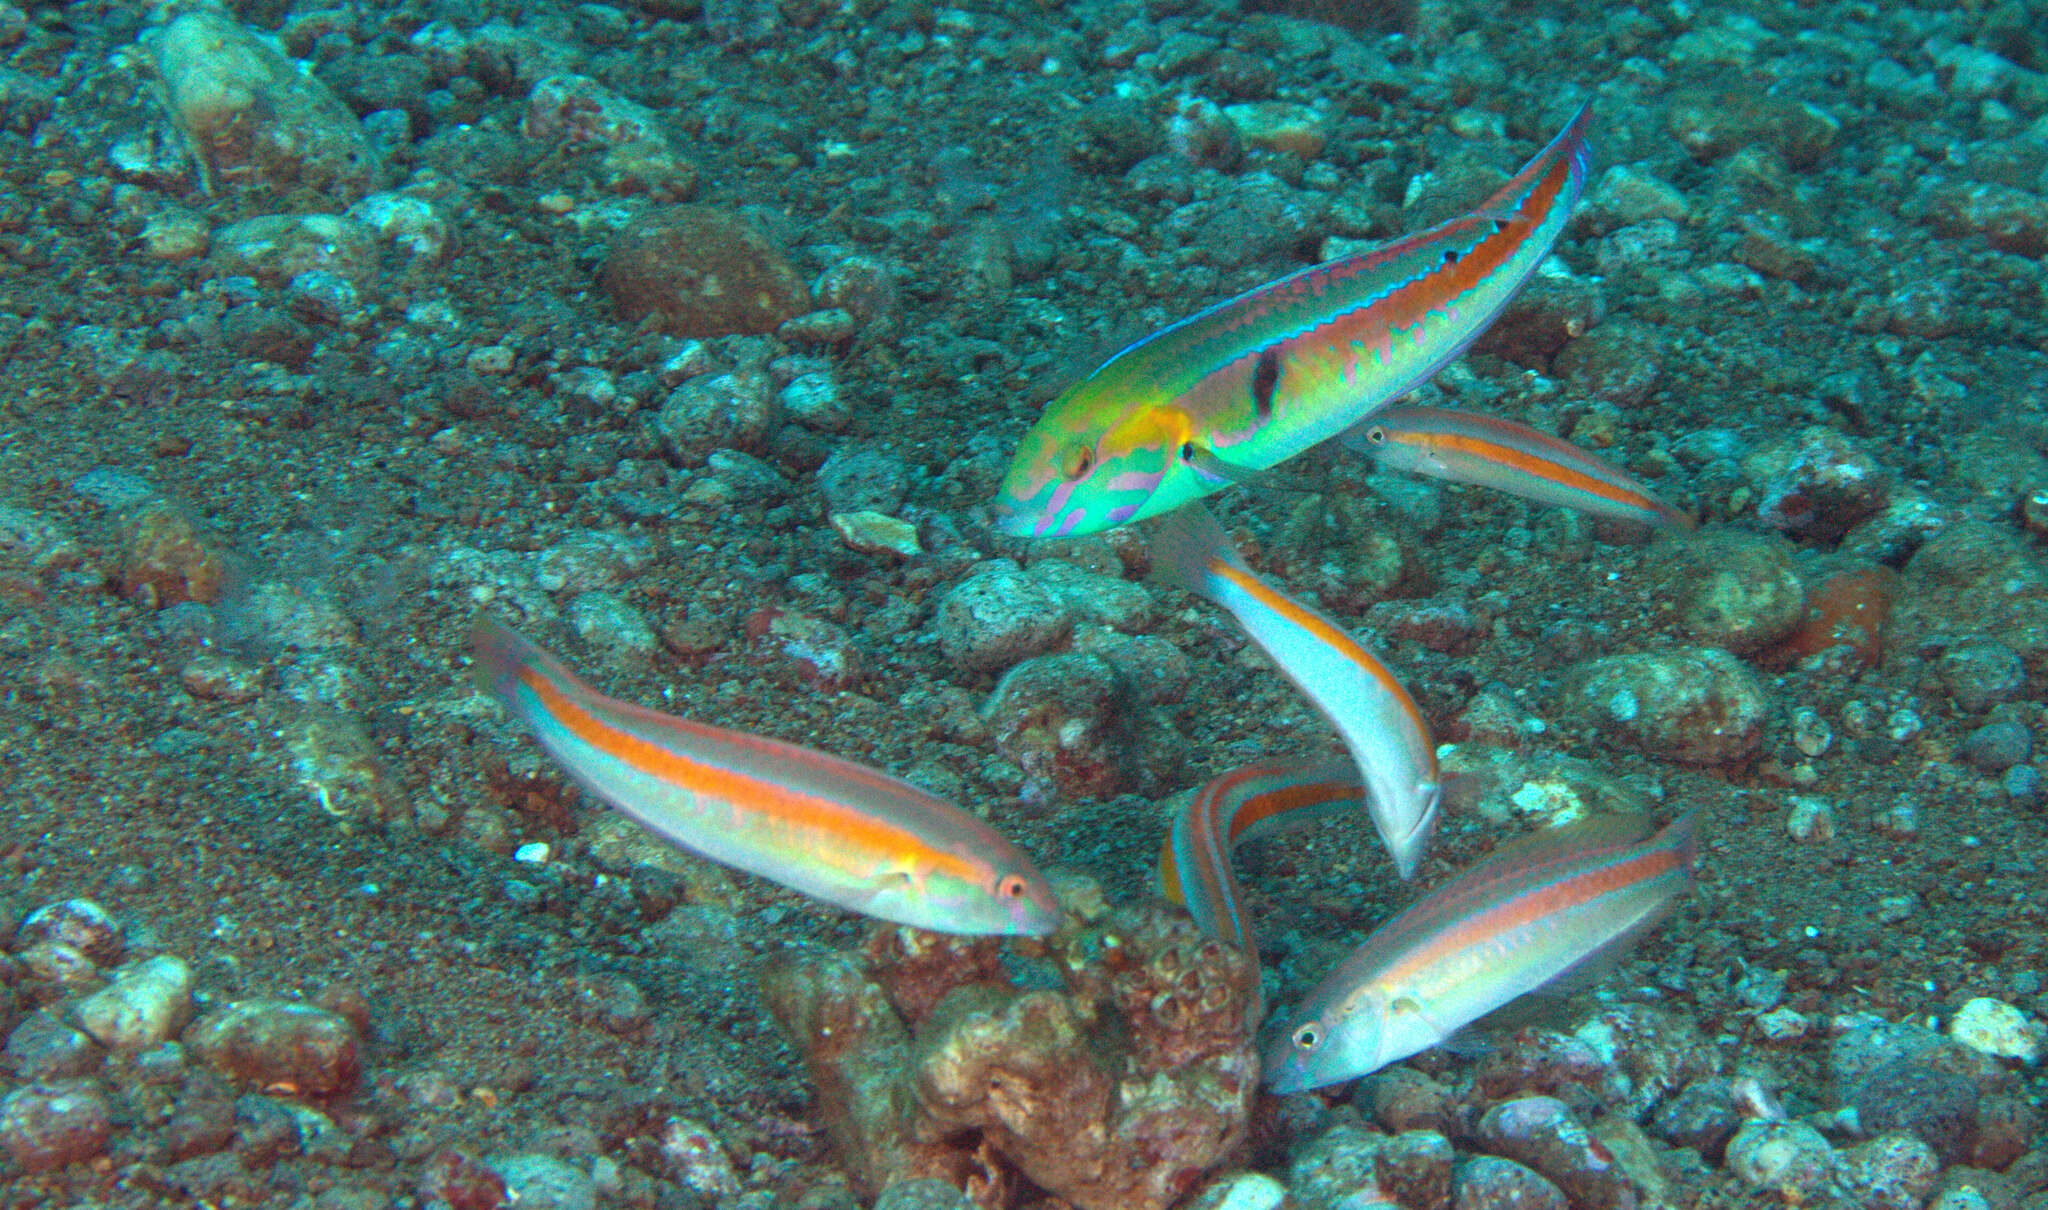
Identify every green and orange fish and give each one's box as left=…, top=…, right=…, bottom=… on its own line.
left=993, top=104, right=1595, bottom=538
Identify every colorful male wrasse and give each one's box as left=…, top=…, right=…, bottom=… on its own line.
left=470, top=618, right=1061, bottom=936
left=1347, top=405, right=1694, bottom=531
left=1263, top=811, right=1699, bottom=1093
left=993, top=103, right=1595, bottom=538
left=1159, top=758, right=1362, bottom=958
left=1149, top=504, right=1440, bottom=879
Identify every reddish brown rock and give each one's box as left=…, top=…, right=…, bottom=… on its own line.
left=599, top=206, right=810, bottom=337
left=121, top=501, right=229, bottom=608
left=185, top=1000, right=361, bottom=1096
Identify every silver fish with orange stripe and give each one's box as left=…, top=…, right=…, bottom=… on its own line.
left=470, top=618, right=1061, bottom=936
left=1349, top=405, right=1694, bottom=531
left=1149, top=503, right=1440, bottom=879
left=1264, top=811, right=1699, bottom=1093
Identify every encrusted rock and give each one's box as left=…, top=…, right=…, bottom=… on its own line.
left=120, top=502, right=229, bottom=608
left=185, top=1001, right=362, bottom=1096
left=1556, top=647, right=1768, bottom=765
left=145, top=12, right=383, bottom=203
left=599, top=206, right=809, bottom=337
left=1475, top=1096, right=1637, bottom=1210
left=210, top=213, right=380, bottom=290
left=1451, top=1155, right=1566, bottom=1210
left=982, top=652, right=1134, bottom=802
left=1743, top=426, right=1891, bottom=544
left=655, top=369, right=780, bottom=462
left=1834, top=1134, right=1942, bottom=1210
left=1723, top=1119, right=1834, bottom=1201
left=1654, top=530, right=1805, bottom=655
left=1948, top=997, right=2043, bottom=1064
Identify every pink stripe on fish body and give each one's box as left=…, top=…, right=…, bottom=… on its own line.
left=1264, top=812, right=1699, bottom=1094
left=469, top=617, right=1061, bottom=936
left=993, top=103, right=1595, bottom=539
left=1355, top=405, right=1694, bottom=531
left=1148, top=504, right=1441, bottom=880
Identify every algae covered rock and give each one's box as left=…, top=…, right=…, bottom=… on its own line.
left=599, top=205, right=810, bottom=337
left=763, top=888, right=1259, bottom=1210
left=145, top=12, right=382, bottom=204
left=1556, top=646, right=1768, bottom=766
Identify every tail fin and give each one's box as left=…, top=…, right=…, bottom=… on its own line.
left=1146, top=502, right=1241, bottom=600
left=470, top=616, right=577, bottom=721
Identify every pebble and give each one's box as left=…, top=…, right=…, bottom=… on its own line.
left=1786, top=796, right=1836, bottom=843
left=566, top=591, right=657, bottom=665
left=1473, top=1096, right=1635, bottom=1210
left=1932, top=623, right=2030, bottom=705
left=1182, top=1171, right=1286, bottom=1210
left=1833, top=1134, right=1941, bottom=1210
left=72, top=954, right=194, bottom=1051
left=1852, top=1060, right=1980, bottom=1165
left=1286, top=1122, right=1384, bottom=1207
left=4, top=1011, right=105, bottom=1081
left=120, top=502, right=229, bottom=608
left=931, top=562, right=1073, bottom=675
left=17, top=898, right=124, bottom=965
left=210, top=213, right=380, bottom=290
left=830, top=511, right=921, bottom=560
left=1957, top=720, right=2032, bottom=775
left=419, top=1147, right=509, bottom=1210
left=1723, top=1119, right=1834, bottom=1201
left=1948, top=997, right=2044, bottom=1064
left=0, top=1079, right=113, bottom=1172
left=654, top=369, right=780, bottom=462
left=492, top=1153, right=598, bottom=1210
left=1648, top=1078, right=1740, bottom=1159
left=816, top=443, right=908, bottom=515
left=599, top=206, right=810, bottom=337
left=1888, top=523, right=2048, bottom=677
left=1449, top=1154, right=1566, bottom=1210
left=1030, top=559, right=1160, bottom=633
left=1556, top=647, right=1769, bottom=765
left=661, top=1116, right=742, bottom=1199
left=186, top=1001, right=362, bottom=1096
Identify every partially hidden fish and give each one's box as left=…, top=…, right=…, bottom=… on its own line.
left=1263, top=811, right=1699, bottom=1093
left=993, top=103, right=1595, bottom=538
left=1148, top=503, right=1440, bottom=879
left=1159, top=758, right=1362, bottom=958
left=1348, top=405, right=1694, bottom=531
left=469, top=617, right=1062, bottom=936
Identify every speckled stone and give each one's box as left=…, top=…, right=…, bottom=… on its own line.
left=186, top=1001, right=362, bottom=1096
left=1949, top=997, right=2044, bottom=1064
left=1475, top=1097, right=1635, bottom=1210
left=1958, top=720, right=2032, bottom=774
left=873, top=1179, right=973, bottom=1209
left=1648, top=1078, right=1739, bottom=1160
left=1030, top=559, right=1160, bottom=633
left=1556, top=647, right=1769, bottom=765
left=0, top=1079, right=112, bottom=1172
left=1853, top=1061, right=1980, bottom=1165
left=1887, top=522, right=2048, bottom=680
left=4, top=1012, right=105, bottom=1081
left=210, top=213, right=380, bottom=289
left=1724, top=1119, right=1834, bottom=1201
left=655, top=368, right=780, bottom=462
left=1743, top=426, right=1891, bottom=544
left=600, top=206, right=810, bottom=337
left=932, top=563, right=1073, bottom=675
left=1666, top=89, right=1840, bottom=168
left=1937, top=639, right=2028, bottom=712
left=1450, top=1154, right=1566, bottom=1210
left=1552, top=320, right=1664, bottom=407
left=1654, top=531, right=1805, bottom=654
left=1180, top=1171, right=1285, bottom=1210
left=1834, top=1134, right=1942, bottom=1210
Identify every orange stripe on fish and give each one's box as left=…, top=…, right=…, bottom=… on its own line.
left=473, top=617, right=1061, bottom=936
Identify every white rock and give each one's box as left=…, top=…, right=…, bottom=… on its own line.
left=72, top=955, right=194, bottom=1051
left=1949, top=997, right=2043, bottom=1063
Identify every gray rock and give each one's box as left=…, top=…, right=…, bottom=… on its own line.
left=655, top=369, right=780, bottom=462
left=982, top=652, right=1133, bottom=802
left=4, top=1012, right=104, bottom=1081
left=816, top=443, right=909, bottom=515
left=1744, top=426, right=1891, bottom=544
left=493, top=1154, right=598, bottom=1210
left=72, top=954, right=194, bottom=1052
left=185, top=1001, right=361, bottom=1096
left=1853, top=1060, right=1980, bottom=1165
left=932, top=562, right=1073, bottom=675
left=1656, top=531, right=1804, bottom=654
left=1938, top=639, right=2028, bottom=712
left=1475, top=1096, right=1635, bottom=1210
left=1649, top=1078, right=1740, bottom=1160
left=1958, top=720, right=2032, bottom=774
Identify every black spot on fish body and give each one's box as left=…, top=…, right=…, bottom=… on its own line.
left=1251, top=349, right=1281, bottom=420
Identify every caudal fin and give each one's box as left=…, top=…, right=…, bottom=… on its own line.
left=1146, top=502, right=1242, bottom=599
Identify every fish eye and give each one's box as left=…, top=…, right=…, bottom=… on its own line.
left=997, top=874, right=1028, bottom=900
left=1292, top=1024, right=1321, bottom=1052
left=1060, top=445, right=1096, bottom=481
left=1366, top=426, right=1387, bottom=444
left=1178, top=441, right=1197, bottom=463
